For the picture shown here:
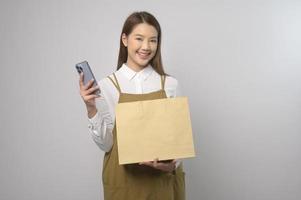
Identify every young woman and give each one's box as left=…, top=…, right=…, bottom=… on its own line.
left=79, top=11, right=185, bottom=200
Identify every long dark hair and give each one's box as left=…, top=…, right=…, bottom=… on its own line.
left=117, top=11, right=166, bottom=75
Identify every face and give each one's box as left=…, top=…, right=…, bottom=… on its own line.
left=122, top=23, right=158, bottom=71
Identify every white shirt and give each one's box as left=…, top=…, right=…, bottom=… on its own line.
left=87, top=63, right=182, bottom=166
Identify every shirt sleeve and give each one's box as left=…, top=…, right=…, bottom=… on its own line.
left=87, top=95, right=114, bottom=152
left=165, top=76, right=183, bottom=98
left=175, top=79, right=182, bottom=97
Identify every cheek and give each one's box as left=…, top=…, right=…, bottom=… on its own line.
left=151, top=44, right=158, bottom=53
left=127, top=40, right=138, bottom=49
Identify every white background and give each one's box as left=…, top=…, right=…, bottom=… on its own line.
left=0, top=0, right=300, bottom=199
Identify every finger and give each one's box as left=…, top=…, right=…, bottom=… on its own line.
left=153, top=158, right=159, bottom=168
left=171, top=159, right=177, bottom=164
left=160, top=162, right=175, bottom=172
left=153, top=163, right=168, bottom=172
left=139, top=161, right=153, bottom=166
left=79, top=72, right=84, bottom=87
left=83, top=79, right=95, bottom=90
left=140, top=161, right=153, bottom=165
left=155, top=162, right=168, bottom=168
left=83, top=86, right=100, bottom=96
left=139, top=162, right=151, bottom=167
left=169, top=161, right=177, bottom=171
left=84, top=94, right=101, bottom=101
left=86, top=85, right=100, bottom=95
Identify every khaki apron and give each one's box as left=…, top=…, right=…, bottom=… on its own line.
left=102, top=73, right=186, bottom=200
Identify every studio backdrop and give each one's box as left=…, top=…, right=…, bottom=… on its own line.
left=0, top=0, right=300, bottom=200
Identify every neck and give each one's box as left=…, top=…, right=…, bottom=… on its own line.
left=126, top=62, right=147, bottom=72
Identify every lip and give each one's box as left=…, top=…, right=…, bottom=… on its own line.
left=137, top=52, right=151, bottom=59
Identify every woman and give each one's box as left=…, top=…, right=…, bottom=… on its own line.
left=79, top=11, right=185, bottom=200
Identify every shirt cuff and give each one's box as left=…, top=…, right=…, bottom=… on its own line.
left=88, top=111, right=99, bottom=123
left=175, top=159, right=182, bottom=169
left=88, top=111, right=101, bottom=136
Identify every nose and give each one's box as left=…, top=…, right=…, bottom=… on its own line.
left=141, top=40, right=150, bottom=50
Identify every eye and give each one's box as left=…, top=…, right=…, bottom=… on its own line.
left=136, top=38, right=142, bottom=41
left=150, top=39, right=157, bottom=43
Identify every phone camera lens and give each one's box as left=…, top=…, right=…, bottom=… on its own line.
left=76, top=66, right=83, bottom=73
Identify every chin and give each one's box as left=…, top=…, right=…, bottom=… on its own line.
left=139, top=61, right=151, bottom=67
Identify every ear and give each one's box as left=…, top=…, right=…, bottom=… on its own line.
left=121, top=33, right=128, bottom=47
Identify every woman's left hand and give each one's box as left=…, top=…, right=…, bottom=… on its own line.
left=139, top=158, right=177, bottom=173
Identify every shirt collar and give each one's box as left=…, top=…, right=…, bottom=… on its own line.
left=120, top=63, right=154, bottom=81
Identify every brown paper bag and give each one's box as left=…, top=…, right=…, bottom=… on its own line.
left=115, top=97, right=195, bottom=165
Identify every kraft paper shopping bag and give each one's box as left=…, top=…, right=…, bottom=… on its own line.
left=115, top=97, right=195, bottom=165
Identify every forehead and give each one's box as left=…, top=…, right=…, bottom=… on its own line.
left=130, top=23, right=158, bottom=37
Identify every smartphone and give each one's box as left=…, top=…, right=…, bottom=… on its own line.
left=75, top=61, right=100, bottom=95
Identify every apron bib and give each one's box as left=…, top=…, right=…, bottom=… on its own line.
left=102, top=73, right=185, bottom=200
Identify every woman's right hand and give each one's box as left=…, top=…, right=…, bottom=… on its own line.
left=79, top=72, right=100, bottom=117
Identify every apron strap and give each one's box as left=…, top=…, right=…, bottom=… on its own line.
left=107, top=73, right=121, bottom=94
left=160, top=75, right=166, bottom=90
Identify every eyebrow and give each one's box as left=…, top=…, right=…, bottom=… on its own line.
left=133, top=34, right=157, bottom=39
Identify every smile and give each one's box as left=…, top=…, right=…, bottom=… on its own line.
left=137, top=52, right=151, bottom=59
